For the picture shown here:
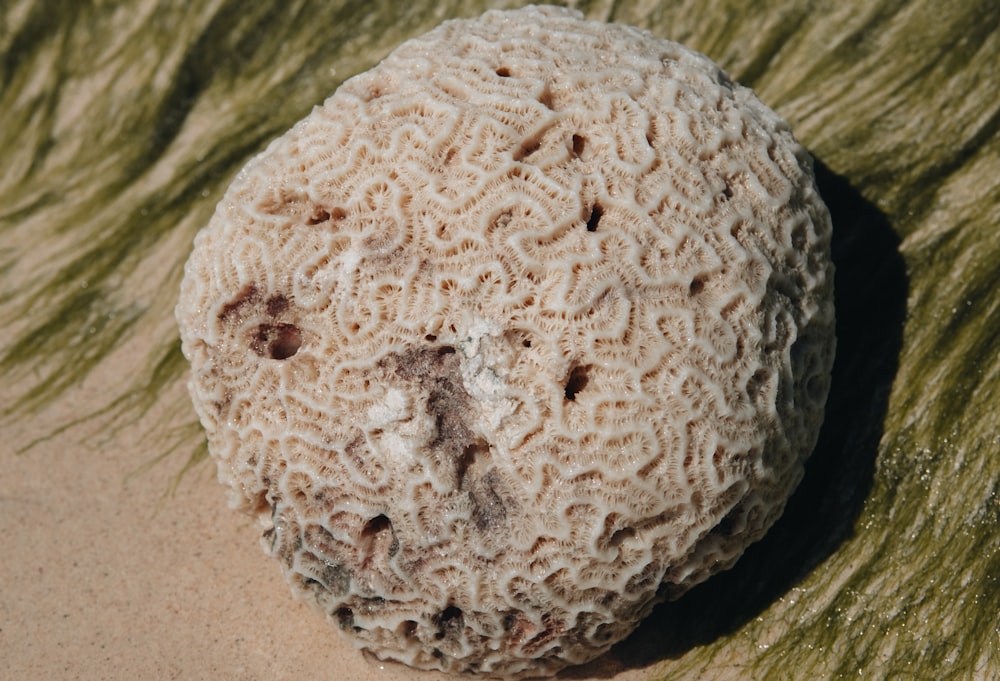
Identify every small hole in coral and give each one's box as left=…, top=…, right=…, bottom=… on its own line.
left=689, top=276, right=706, bottom=295
left=399, top=620, right=419, bottom=640
left=251, top=323, right=302, bottom=359
left=269, top=324, right=301, bottom=359
left=307, top=208, right=331, bottom=225
left=360, top=514, right=398, bottom=559
left=514, top=135, right=542, bottom=161
left=609, top=527, right=636, bottom=547
left=571, top=133, right=586, bottom=157
left=721, top=183, right=734, bottom=200
left=564, top=365, right=591, bottom=401
left=585, top=203, right=603, bottom=232
left=335, top=607, right=355, bottom=630
left=435, top=606, right=464, bottom=640
left=496, top=66, right=511, bottom=77
left=522, top=338, right=532, bottom=348
left=436, top=345, right=456, bottom=355
left=361, top=514, right=393, bottom=538
left=455, top=438, right=489, bottom=487
left=713, top=507, right=743, bottom=537
left=425, top=334, right=437, bottom=342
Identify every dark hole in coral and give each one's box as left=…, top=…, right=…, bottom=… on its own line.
left=722, top=182, right=734, bottom=200
left=307, top=208, right=331, bottom=225
left=522, top=338, right=532, bottom=348
left=335, top=607, right=356, bottom=630
left=571, top=133, right=586, bottom=157
left=564, top=364, right=590, bottom=401
left=360, top=514, right=398, bottom=558
left=399, top=620, right=419, bottom=640
left=514, top=135, right=542, bottom=161
left=689, top=275, right=707, bottom=295
left=455, top=438, right=489, bottom=487
left=496, top=66, right=511, bottom=77
left=425, top=334, right=437, bottom=342
left=585, top=203, right=603, bottom=232
left=251, top=323, right=302, bottom=359
left=361, top=514, right=392, bottom=538
left=712, top=506, right=744, bottom=538
left=609, top=527, right=637, bottom=547
left=269, top=325, right=301, bottom=359
left=434, top=606, right=464, bottom=641
left=436, top=345, right=455, bottom=355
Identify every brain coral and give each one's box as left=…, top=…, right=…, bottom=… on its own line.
left=176, top=5, right=835, bottom=677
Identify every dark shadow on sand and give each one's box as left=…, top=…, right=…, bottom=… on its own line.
left=560, top=160, right=909, bottom=677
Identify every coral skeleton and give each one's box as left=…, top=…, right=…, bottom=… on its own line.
left=177, top=6, right=835, bottom=676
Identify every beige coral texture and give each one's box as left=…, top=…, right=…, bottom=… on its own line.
left=176, top=5, right=835, bottom=678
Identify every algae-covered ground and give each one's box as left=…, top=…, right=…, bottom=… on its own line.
left=1, top=1, right=997, bottom=679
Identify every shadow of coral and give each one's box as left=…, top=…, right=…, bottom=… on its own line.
left=560, top=160, right=909, bottom=677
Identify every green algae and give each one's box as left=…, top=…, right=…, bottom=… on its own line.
left=1, top=0, right=997, bottom=678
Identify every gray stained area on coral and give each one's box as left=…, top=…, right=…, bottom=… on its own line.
left=1, top=1, right=998, bottom=680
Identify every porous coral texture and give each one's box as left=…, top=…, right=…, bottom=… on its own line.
left=176, top=5, right=835, bottom=677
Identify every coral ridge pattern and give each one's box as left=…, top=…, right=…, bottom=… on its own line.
left=177, top=6, right=835, bottom=676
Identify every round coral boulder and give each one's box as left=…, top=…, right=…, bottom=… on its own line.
left=177, top=5, right=835, bottom=677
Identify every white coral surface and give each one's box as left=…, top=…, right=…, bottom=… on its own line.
left=176, top=5, right=835, bottom=677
